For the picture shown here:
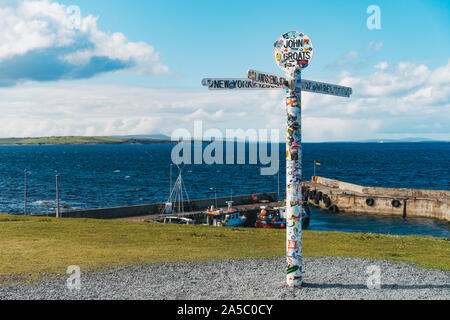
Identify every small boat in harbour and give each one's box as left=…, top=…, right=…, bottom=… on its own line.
left=153, top=215, right=194, bottom=225
left=161, top=165, right=191, bottom=216
left=255, top=202, right=311, bottom=229
left=202, top=201, right=247, bottom=227
left=154, top=165, right=196, bottom=225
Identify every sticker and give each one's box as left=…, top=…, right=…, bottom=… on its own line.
left=286, top=265, right=299, bottom=274
left=274, top=31, right=314, bottom=76
left=287, top=249, right=298, bottom=259
left=288, top=240, right=297, bottom=250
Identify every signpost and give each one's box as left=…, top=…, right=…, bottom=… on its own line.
left=201, top=30, right=352, bottom=288
left=247, top=70, right=289, bottom=88
left=201, top=78, right=278, bottom=90
left=247, top=69, right=352, bottom=97
left=300, top=79, right=352, bottom=98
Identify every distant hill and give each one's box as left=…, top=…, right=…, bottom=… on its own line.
left=112, top=134, right=171, bottom=140
left=0, top=135, right=447, bottom=145
left=0, top=136, right=174, bottom=145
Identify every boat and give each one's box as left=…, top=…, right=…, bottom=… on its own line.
left=255, top=201, right=311, bottom=229
left=156, top=165, right=194, bottom=225
left=153, top=215, right=194, bottom=225
left=201, top=201, right=247, bottom=227
left=161, top=165, right=192, bottom=215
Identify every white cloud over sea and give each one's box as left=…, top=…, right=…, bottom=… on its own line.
left=0, top=59, right=449, bottom=142
left=0, top=0, right=168, bottom=86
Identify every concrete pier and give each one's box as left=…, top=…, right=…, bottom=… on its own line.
left=41, top=192, right=277, bottom=220
left=38, top=178, right=449, bottom=222
left=304, top=177, right=450, bottom=221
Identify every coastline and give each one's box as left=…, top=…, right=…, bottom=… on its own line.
left=0, top=139, right=174, bottom=146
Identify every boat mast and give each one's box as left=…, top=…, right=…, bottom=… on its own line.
left=164, top=165, right=190, bottom=216
left=178, top=170, right=182, bottom=214
left=170, top=164, right=172, bottom=197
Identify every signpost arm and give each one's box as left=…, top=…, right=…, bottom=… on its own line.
left=286, top=70, right=303, bottom=287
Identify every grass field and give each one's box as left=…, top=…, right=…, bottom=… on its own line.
left=0, top=214, right=448, bottom=285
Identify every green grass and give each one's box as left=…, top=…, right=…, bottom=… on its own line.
left=0, top=136, right=168, bottom=145
left=0, top=214, right=448, bottom=285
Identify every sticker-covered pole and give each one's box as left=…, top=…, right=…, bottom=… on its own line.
left=286, top=70, right=303, bottom=287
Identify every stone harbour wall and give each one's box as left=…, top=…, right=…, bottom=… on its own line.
left=41, top=192, right=277, bottom=219
left=304, top=177, right=449, bottom=221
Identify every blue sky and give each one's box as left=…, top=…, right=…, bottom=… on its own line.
left=55, top=0, right=449, bottom=88
left=0, top=0, right=448, bottom=141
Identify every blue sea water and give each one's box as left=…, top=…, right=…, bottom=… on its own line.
left=0, top=142, right=448, bottom=237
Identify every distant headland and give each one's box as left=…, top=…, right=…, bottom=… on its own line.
left=0, top=135, right=447, bottom=146
left=0, top=135, right=173, bottom=146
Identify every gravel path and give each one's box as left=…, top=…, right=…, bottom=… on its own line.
left=1, top=257, right=449, bottom=300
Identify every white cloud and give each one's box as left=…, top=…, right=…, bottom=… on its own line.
left=0, top=60, right=448, bottom=142
left=368, top=41, right=383, bottom=51
left=374, top=61, right=388, bottom=70
left=0, top=0, right=168, bottom=86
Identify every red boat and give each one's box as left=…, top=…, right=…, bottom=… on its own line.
left=255, top=203, right=310, bottom=229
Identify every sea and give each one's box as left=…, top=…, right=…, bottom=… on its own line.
left=0, top=142, right=448, bottom=238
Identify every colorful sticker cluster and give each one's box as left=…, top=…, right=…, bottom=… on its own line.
left=274, top=31, right=313, bottom=77
left=285, top=70, right=303, bottom=287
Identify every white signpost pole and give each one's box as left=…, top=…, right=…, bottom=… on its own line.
left=285, top=70, right=303, bottom=286
left=201, top=30, right=352, bottom=288
left=274, top=30, right=314, bottom=287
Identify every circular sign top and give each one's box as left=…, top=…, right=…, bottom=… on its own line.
left=274, top=31, right=313, bottom=76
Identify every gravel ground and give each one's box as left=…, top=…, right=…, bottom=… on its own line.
left=1, top=257, right=449, bottom=300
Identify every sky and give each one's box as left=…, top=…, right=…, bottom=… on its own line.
left=0, top=0, right=449, bottom=142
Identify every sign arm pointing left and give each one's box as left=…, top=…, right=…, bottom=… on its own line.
left=201, top=78, right=280, bottom=90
